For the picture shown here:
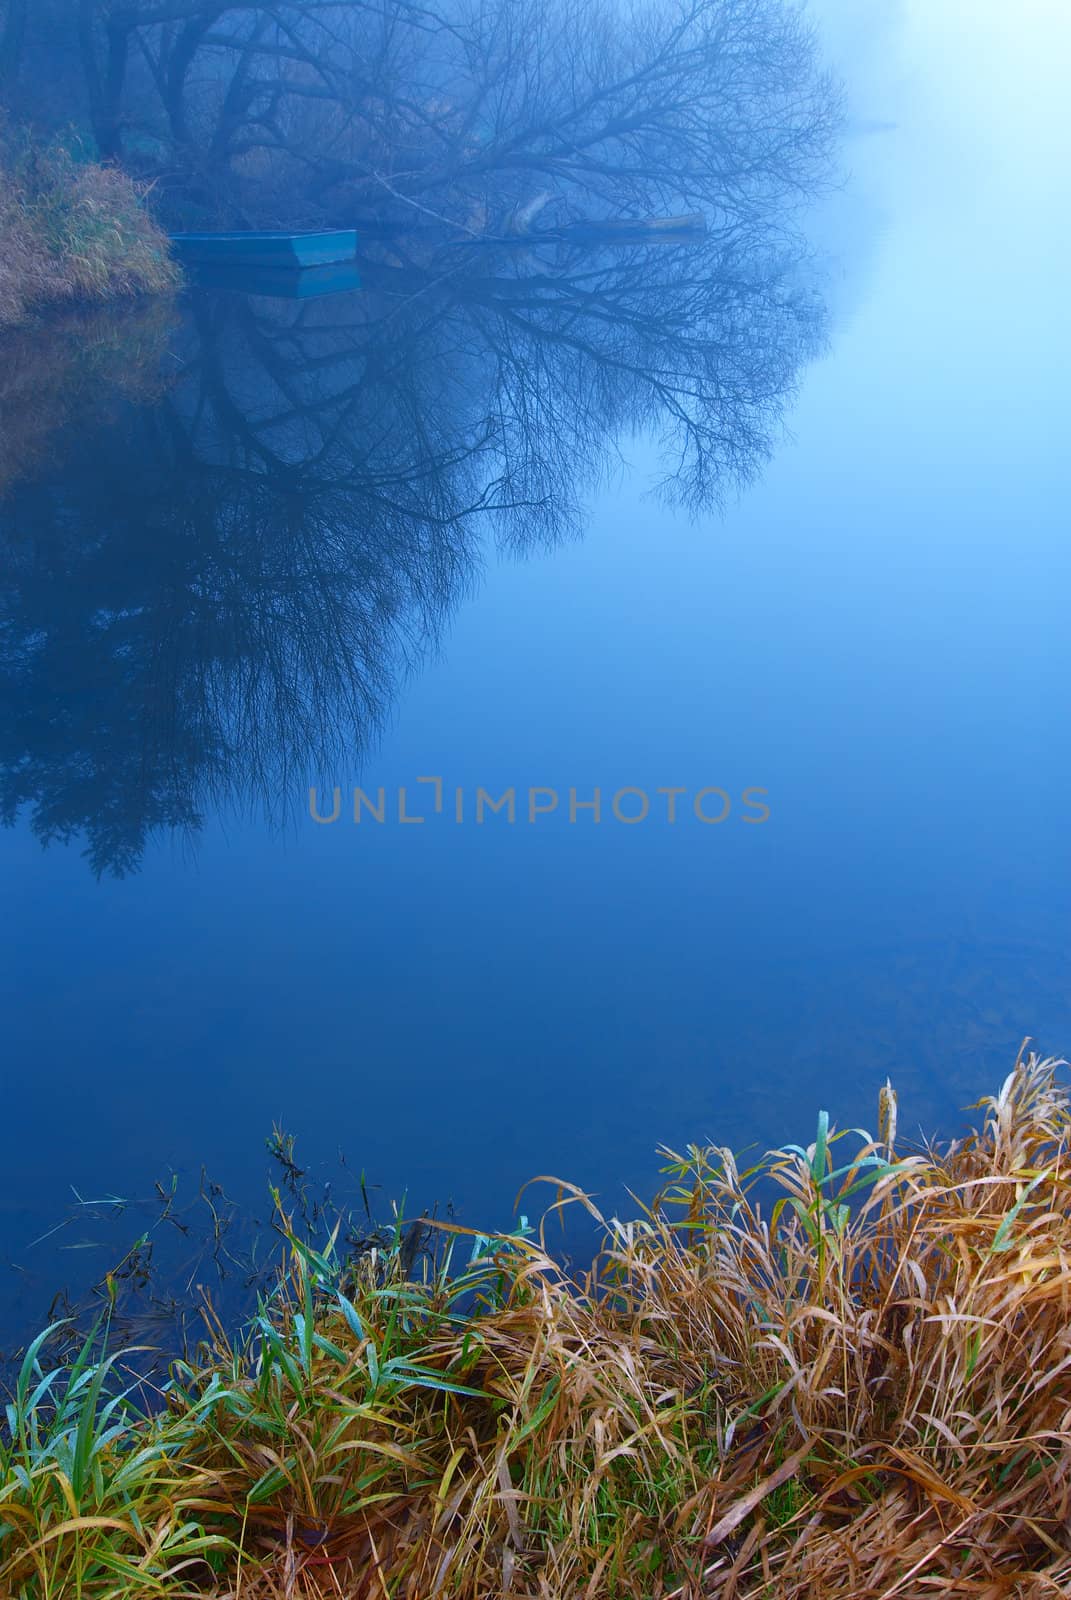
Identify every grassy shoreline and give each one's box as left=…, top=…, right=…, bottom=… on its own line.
left=0, top=132, right=178, bottom=331
left=3, top=1049, right=1071, bottom=1598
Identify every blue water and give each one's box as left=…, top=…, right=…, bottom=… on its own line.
left=2, top=4, right=1069, bottom=1336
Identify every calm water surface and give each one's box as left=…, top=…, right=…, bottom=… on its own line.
left=2, top=4, right=1069, bottom=1338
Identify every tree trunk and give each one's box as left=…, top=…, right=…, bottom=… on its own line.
left=76, top=1, right=129, bottom=161
left=165, top=11, right=223, bottom=148
left=0, top=0, right=29, bottom=96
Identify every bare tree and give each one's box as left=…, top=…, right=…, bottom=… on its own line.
left=3, top=0, right=839, bottom=234
left=0, top=0, right=841, bottom=872
left=0, top=177, right=827, bottom=873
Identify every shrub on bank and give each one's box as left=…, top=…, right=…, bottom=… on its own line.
left=0, top=131, right=178, bottom=330
left=2, top=1049, right=1070, bottom=1598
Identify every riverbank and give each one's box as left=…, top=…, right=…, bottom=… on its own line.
left=0, top=134, right=178, bottom=330
left=2, top=1048, right=1070, bottom=1598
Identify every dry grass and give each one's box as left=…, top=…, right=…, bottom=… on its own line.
left=0, top=129, right=178, bottom=330
left=3, top=1047, right=1071, bottom=1598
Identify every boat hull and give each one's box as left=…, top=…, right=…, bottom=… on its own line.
left=169, top=231, right=358, bottom=269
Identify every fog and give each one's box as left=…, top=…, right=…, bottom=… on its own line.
left=1, top=0, right=1068, bottom=1370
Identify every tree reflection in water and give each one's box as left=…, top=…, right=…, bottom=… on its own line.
left=0, top=224, right=829, bottom=874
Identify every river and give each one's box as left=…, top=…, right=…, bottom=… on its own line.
left=1, top=0, right=1068, bottom=1345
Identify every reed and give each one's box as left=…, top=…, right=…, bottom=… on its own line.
left=3, top=1046, right=1071, bottom=1598
left=0, top=127, right=178, bottom=330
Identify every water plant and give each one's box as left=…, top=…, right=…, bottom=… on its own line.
left=3, top=1045, right=1071, bottom=1597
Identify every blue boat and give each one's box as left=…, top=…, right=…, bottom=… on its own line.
left=169, top=230, right=358, bottom=269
